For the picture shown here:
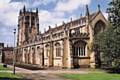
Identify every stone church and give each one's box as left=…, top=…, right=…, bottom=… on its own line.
left=16, top=5, right=108, bottom=68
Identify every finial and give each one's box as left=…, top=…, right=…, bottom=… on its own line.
left=49, top=26, right=51, bottom=29
left=19, top=9, right=22, bottom=15
left=36, top=8, right=38, bottom=14
left=44, top=28, right=46, bottom=32
left=98, top=4, right=101, bottom=12
left=85, top=5, right=90, bottom=16
left=71, top=18, right=72, bottom=22
left=39, top=31, right=41, bottom=34
left=23, top=5, right=26, bottom=12
left=80, top=13, right=82, bottom=18
left=7, top=44, right=8, bottom=47
left=62, top=21, right=65, bottom=25
left=55, top=24, right=57, bottom=27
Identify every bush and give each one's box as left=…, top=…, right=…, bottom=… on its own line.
left=3, top=64, right=7, bottom=68
left=102, top=67, right=120, bottom=74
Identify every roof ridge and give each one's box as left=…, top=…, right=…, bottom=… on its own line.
left=43, top=12, right=98, bottom=34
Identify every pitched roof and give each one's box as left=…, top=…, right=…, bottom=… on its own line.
left=42, top=12, right=98, bottom=35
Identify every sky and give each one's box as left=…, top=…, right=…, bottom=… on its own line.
left=0, top=0, right=110, bottom=47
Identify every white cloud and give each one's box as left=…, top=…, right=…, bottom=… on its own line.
left=0, top=0, right=24, bottom=46
left=0, top=0, right=10, bottom=9
left=38, top=10, right=70, bottom=32
left=0, top=0, right=92, bottom=46
left=0, top=0, right=91, bottom=27
left=41, top=0, right=57, bottom=5
left=55, top=0, right=91, bottom=12
left=103, top=12, right=108, bottom=20
left=38, top=9, right=79, bottom=33
left=0, top=0, right=24, bottom=26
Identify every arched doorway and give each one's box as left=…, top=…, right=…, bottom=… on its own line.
left=72, top=40, right=86, bottom=68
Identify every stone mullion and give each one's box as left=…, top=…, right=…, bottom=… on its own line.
left=83, top=46, right=85, bottom=56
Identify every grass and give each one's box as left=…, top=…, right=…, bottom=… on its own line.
left=0, top=64, right=23, bottom=80
left=0, top=73, right=23, bottom=80
left=60, top=70, right=120, bottom=80
left=0, top=64, right=11, bottom=70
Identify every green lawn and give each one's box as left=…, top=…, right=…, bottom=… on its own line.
left=60, top=70, right=120, bottom=80
left=0, top=64, right=11, bottom=70
left=0, top=64, right=23, bottom=80
left=0, top=73, right=22, bottom=80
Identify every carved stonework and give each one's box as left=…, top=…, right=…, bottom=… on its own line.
left=16, top=5, right=108, bottom=69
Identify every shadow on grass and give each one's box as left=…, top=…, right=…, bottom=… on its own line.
left=0, top=77, right=32, bottom=80
left=102, top=68, right=120, bottom=74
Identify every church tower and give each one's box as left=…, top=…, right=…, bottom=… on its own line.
left=17, top=6, right=39, bottom=46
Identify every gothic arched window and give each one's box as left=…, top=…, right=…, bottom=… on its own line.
left=55, top=43, right=61, bottom=57
left=73, top=41, right=86, bottom=57
left=94, top=20, right=106, bottom=35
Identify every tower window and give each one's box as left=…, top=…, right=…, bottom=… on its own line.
left=25, top=16, right=29, bottom=21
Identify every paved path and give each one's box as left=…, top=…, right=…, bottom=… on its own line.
left=0, top=64, right=89, bottom=80
left=17, top=67, right=88, bottom=80
left=20, top=73, right=66, bottom=80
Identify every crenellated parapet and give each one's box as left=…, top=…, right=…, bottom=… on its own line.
left=17, top=6, right=39, bottom=47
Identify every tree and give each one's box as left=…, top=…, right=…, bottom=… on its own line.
left=93, top=0, right=120, bottom=68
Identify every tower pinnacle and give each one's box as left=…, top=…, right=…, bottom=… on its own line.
left=23, top=5, right=26, bottom=12
left=98, top=4, right=101, bottom=12
left=85, top=5, right=90, bottom=17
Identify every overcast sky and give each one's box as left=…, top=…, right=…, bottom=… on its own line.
left=0, top=0, right=110, bottom=47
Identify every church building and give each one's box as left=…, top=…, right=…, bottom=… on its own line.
left=16, top=5, right=108, bottom=68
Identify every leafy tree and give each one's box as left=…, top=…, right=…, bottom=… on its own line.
left=93, top=0, right=120, bottom=68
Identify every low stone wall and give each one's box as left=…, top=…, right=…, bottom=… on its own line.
left=14, top=62, right=45, bottom=70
